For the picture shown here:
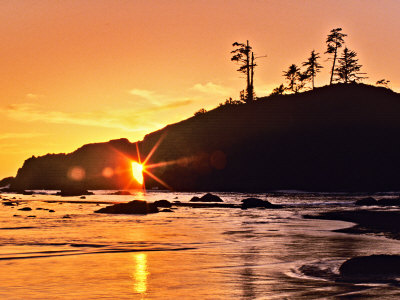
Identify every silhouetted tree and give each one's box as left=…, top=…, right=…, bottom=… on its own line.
left=283, top=64, right=308, bottom=93
left=297, top=71, right=311, bottom=92
left=219, top=97, right=242, bottom=107
left=194, top=108, right=207, bottom=116
left=283, top=64, right=299, bottom=93
left=334, top=47, right=367, bottom=83
left=376, top=79, right=390, bottom=88
left=325, top=28, right=347, bottom=85
left=231, top=41, right=256, bottom=103
left=270, top=84, right=286, bottom=96
left=302, top=50, right=323, bottom=89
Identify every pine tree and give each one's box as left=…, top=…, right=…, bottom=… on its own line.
left=231, top=41, right=256, bottom=103
left=283, top=64, right=300, bottom=93
left=283, top=64, right=308, bottom=93
left=335, top=47, right=367, bottom=83
left=325, top=28, right=347, bottom=85
left=270, top=84, right=286, bottom=96
left=302, top=50, right=323, bottom=89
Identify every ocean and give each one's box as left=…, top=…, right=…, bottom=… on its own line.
left=1, top=190, right=400, bottom=299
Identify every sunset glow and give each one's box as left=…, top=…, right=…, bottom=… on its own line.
left=131, top=162, right=144, bottom=185
left=1, top=1, right=400, bottom=178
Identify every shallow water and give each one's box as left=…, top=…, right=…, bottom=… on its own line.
left=1, top=191, right=400, bottom=299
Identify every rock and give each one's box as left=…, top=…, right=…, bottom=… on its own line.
left=339, top=255, right=400, bottom=282
left=13, top=214, right=20, bottom=217
left=2, top=201, right=15, bottom=206
left=377, top=198, right=400, bottom=206
left=160, top=209, right=174, bottom=212
left=173, top=200, right=181, bottom=203
left=190, top=193, right=223, bottom=202
left=18, top=207, right=32, bottom=211
left=36, top=208, right=44, bottom=210
left=355, top=197, right=378, bottom=206
left=27, top=215, right=36, bottom=218
left=80, top=196, right=86, bottom=199
left=56, top=188, right=94, bottom=197
left=201, top=193, right=223, bottom=202
left=241, top=198, right=282, bottom=209
left=95, top=200, right=158, bottom=215
left=109, top=190, right=132, bottom=195
left=63, top=215, right=71, bottom=219
left=22, top=190, right=34, bottom=195
left=48, top=209, right=55, bottom=213
left=154, top=200, right=172, bottom=208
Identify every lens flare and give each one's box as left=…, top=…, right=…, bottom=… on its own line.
left=131, top=161, right=144, bottom=185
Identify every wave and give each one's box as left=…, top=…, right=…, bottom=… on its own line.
left=0, top=246, right=197, bottom=261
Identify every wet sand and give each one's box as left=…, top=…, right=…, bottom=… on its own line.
left=305, top=209, right=400, bottom=240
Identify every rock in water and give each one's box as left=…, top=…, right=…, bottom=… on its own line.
left=355, top=197, right=378, bottom=206
left=109, top=190, right=132, bottom=195
left=95, top=200, right=158, bottom=215
left=154, top=200, right=172, bottom=208
left=339, top=255, right=400, bottom=282
left=189, top=196, right=201, bottom=202
left=56, top=188, right=94, bottom=197
left=190, top=193, right=223, bottom=202
left=18, top=207, right=32, bottom=211
left=241, top=198, right=282, bottom=209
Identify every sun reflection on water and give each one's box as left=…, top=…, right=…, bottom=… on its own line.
left=133, top=253, right=149, bottom=294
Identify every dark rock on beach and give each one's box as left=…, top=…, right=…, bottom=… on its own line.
left=377, top=197, right=400, bottom=206
left=339, top=255, right=400, bottom=283
left=355, top=197, right=378, bottom=206
left=190, top=193, right=223, bottom=202
left=241, top=198, right=282, bottom=209
left=3, top=201, right=15, bottom=206
left=95, top=200, right=158, bottom=215
left=305, top=210, right=400, bottom=240
left=153, top=200, right=172, bottom=208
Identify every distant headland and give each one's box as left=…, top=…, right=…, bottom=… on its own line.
left=4, top=83, right=400, bottom=193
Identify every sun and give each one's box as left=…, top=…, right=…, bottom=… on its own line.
left=131, top=161, right=144, bottom=185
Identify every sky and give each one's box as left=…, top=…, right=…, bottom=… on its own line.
left=1, top=0, right=400, bottom=178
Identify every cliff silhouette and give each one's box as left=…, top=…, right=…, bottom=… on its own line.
left=9, top=83, right=400, bottom=192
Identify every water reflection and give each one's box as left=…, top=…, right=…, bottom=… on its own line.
left=241, top=256, right=257, bottom=299
left=133, top=253, right=149, bottom=294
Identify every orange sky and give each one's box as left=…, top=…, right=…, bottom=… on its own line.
left=1, top=0, right=400, bottom=178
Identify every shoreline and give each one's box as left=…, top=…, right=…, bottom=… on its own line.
left=304, top=209, right=400, bottom=240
